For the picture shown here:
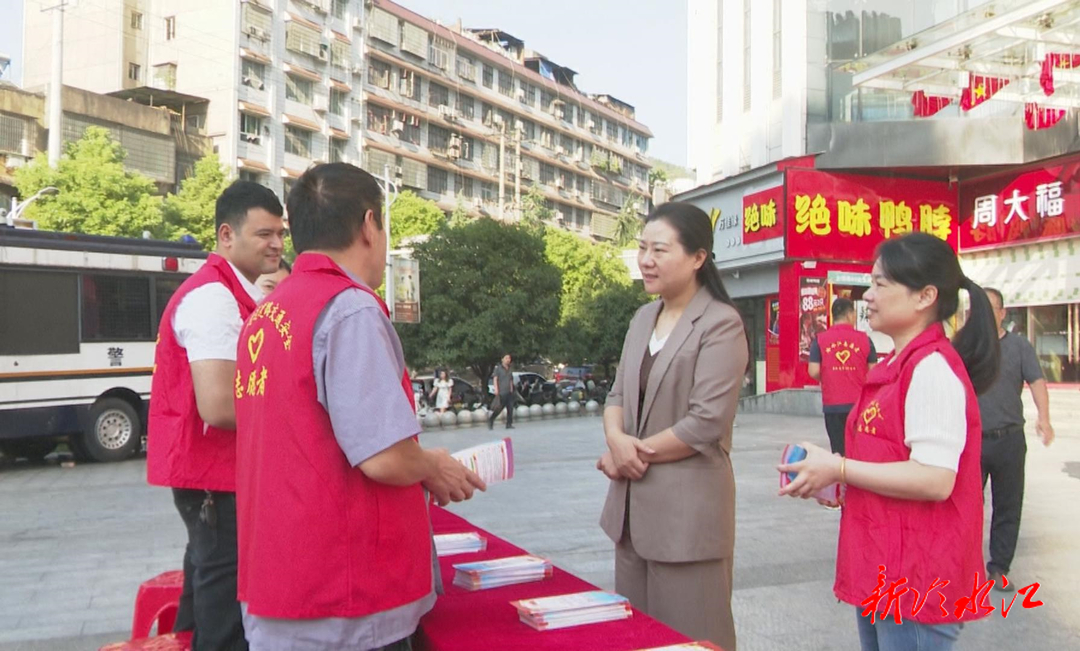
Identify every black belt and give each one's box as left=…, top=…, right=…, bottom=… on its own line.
left=983, top=425, right=1023, bottom=439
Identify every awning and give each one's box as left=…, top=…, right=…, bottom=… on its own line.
left=283, top=13, right=321, bottom=32
left=961, top=239, right=1080, bottom=306
left=237, top=158, right=270, bottom=173
left=329, top=127, right=350, bottom=140
left=330, top=79, right=352, bottom=94
left=282, top=113, right=321, bottom=131
left=284, top=62, right=321, bottom=82
left=238, top=101, right=271, bottom=117
left=239, top=48, right=271, bottom=65
left=847, top=0, right=1080, bottom=110
left=332, top=30, right=351, bottom=44
left=281, top=167, right=306, bottom=180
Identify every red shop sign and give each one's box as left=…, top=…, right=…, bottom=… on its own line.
left=959, top=158, right=1080, bottom=249
left=785, top=169, right=959, bottom=262
left=743, top=186, right=785, bottom=244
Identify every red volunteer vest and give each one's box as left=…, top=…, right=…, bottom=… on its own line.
left=234, top=252, right=430, bottom=619
left=816, top=323, right=873, bottom=407
left=834, top=324, right=987, bottom=625
left=147, top=254, right=257, bottom=492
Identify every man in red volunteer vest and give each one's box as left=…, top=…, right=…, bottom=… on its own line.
left=148, top=182, right=286, bottom=650
left=809, top=297, right=877, bottom=455
left=234, top=163, right=485, bottom=651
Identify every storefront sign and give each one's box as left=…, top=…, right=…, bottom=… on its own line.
left=786, top=169, right=959, bottom=262
left=827, top=271, right=872, bottom=286
left=742, top=186, right=785, bottom=244
left=959, top=157, right=1080, bottom=249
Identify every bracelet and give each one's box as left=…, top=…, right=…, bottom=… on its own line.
left=840, top=457, right=847, bottom=485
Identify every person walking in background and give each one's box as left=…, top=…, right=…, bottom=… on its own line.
left=808, top=297, right=877, bottom=455
left=148, top=181, right=286, bottom=651
left=430, top=369, right=455, bottom=415
left=781, top=233, right=1001, bottom=651
left=488, top=354, right=515, bottom=430
left=256, top=258, right=291, bottom=297
left=979, top=287, right=1055, bottom=590
left=596, top=203, right=747, bottom=650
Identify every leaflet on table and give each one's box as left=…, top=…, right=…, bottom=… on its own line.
left=518, top=608, right=633, bottom=631
left=511, top=590, right=629, bottom=615
left=452, top=437, right=514, bottom=485
left=634, top=643, right=724, bottom=650
left=453, top=554, right=550, bottom=575
left=433, top=532, right=487, bottom=557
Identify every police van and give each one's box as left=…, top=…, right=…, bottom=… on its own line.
left=0, top=227, right=206, bottom=462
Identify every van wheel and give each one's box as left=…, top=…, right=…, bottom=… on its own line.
left=0, top=439, right=58, bottom=462
left=81, top=398, right=141, bottom=462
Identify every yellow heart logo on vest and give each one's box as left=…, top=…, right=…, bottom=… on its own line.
left=835, top=349, right=852, bottom=364
left=248, top=329, right=265, bottom=364
left=861, top=401, right=882, bottom=427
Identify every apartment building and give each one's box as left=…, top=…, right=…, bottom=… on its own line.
left=23, top=0, right=653, bottom=240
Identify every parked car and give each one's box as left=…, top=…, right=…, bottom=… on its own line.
left=413, top=375, right=486, bottom=412
left=554, top=365, right=594, bottom=382
left=487, top=372, right=559, bottom=405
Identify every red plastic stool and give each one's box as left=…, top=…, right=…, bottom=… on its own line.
left=131, top=570, right=184, bottom=639
left=98, top=631, right=192, bottom=651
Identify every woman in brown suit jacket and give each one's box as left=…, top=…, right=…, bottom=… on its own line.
left=597, top=203, right=748, bottom=650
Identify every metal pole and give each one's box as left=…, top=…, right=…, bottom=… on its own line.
left=498, top=127, right=505, bottom=220
left=47, top=3, right=65, bottom=167
left=514, top=134, right=521, bottom=220
left=383, top=164, right=394, bottom=322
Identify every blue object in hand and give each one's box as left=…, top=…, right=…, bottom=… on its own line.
left=784, top=444, right=807, bottom=483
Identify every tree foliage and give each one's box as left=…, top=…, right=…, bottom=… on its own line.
left=162, top=153, right=230, bottom=250
left=395, top=218, right=561, bottom=384
left=13, top=126, right=164, bottom=237
left=612, top=194, right=644, bottom=247
left=543, top=227, right=630, bottom=324
left=520, top=184, right=553, bottom=229
left=389, top=189, right=446, bottom=248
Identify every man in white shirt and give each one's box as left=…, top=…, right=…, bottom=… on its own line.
left=148, top=181, right=286, bottom=651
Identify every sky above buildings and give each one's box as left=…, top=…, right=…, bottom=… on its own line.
left=0, top=0, right=688, bottom=165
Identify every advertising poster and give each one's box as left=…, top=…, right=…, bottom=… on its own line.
left=393, top=256, right=420, bottom=324
left=799, top=277, right=829, bottom=362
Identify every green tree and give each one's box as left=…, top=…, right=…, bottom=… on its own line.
left=648, top=166, right=669, bottom=191
left=543, top=227, right=631, bottom=324
left=612, top=195, right=644, bottom=247
left=13, top=126, right=163, bottom=237
left=519, top=184, right=552, bottom=229
left=395, top=218, right=561, bottom=384
left=449, top=191, right=471, bottom=228
left=579, top=282, right=650, bottom=376
left=389, top=189, right=446, bottom=248
left=162, top=153, right=231, bottom=250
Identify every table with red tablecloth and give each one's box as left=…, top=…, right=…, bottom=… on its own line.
left=416, top=506, right=696, bottom=651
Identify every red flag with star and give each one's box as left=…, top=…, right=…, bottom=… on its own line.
left=1025, top=102, right=1066, bottom=130
left=960, top=74, right=1009, bottom=111
left=1040, top=53, right=1080, bottom=96
left=912, top=90, right=952, bottom=117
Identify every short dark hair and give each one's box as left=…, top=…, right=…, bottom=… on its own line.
left=831, top=297, right=855, bottom=320
left=215, top=181, right=283, bottom=233
left=278, top=258, right=292, bottom=273
left=287, top=163, right=383, bottom=253
left=984, top=287, right=1004, bottom=308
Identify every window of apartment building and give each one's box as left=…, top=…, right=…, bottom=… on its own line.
left=456, top=56, right=476, bottom=82
left=331, top=0, right=348, bottom=20
left=128, top=63, right=141, bottom=82
left=456, top=92, right=475, bottom=120
left=539, top=162, right=556, bottom=186
left=399, top=70, right=421, bottom=101
left=368, top=59, right=391, bottom=89
left=153, top=63, right=177, bottom=91
left=605, top=121, right=618, bottom=142
left=481, top=141, right=497, bottom=170
left=427, top=166, right=448, bottom=194
left=330, top=138, right=347, bottom=163
left=401, top=22, right=428, bottom=59
left=285, top=125, right=312, bottom=157
left=399, top=111, right=422, bottom=145
left=369, top=8, right=398, bottom=44
left=482, top=64, right=493, bottom=89
left=428, top=82, right=450, bottom=108
left=242, top=59, right=266, bottom=90
left=461, top=176, right=475, bottom=198
left=540, top=90, right=554, bottom=112
left=576, top=175, right=589, bottom=195
left=131, top=11, right=143, bottom=30
left=286, top=76, right=314, bottom=104
left=286, top=21, right=322, bottom=58
left=0, top=114, right=29, bottom=156
left=559, top=134, right=573, bottom=156
left=772, top=0, right=782, bottom=99
left=576, top=104, right=586, bottom=128
left=635, top=134, right=648, bottom=154
left=519, top=119, right=536, bottom=142
left=428, top=124, right=450, bottom=154
left=242, top=4, right=272, bottom=40
left=621, top=126, right=633, bottom=149
left=331, top=40, right=350, bottom=70
left=743, top=0, right=752, bottom=112
left=481, top=102, right=494, bottom=125
left=459, top=135, right=475, bottom=161
left=283, top=179, right=295, bottom=202
left=240, top=114, right=263, bottom=141
left=497, top=70, right=513, bottom=97
left=367, top=105, right=393, bottom=134
left=539, top=127, right=555, bottom=150
left=239, top=170, right=263, bottom=184
left=165, top=16, right=176, bottom=40
left=400, top=158, right=427, bottom=189
left=587, top=111, right=601, bottom=135
left=518, top=82, right=535, bottom=106
left=429, top=36, right=452, bottom=71
left=330, top=89, right=346, bottom=116
left=481, top=181, right=497, bottom=203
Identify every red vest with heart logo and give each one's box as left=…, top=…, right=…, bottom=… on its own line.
left=834, top=323, right=987, bottom=625
left=816, top=323, right=873, bottom=407
left=234, top=252, right=430, bottom=618
left=147, top=254, right=257, bottom=492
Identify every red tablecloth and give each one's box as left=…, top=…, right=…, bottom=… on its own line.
left=416, top=507, right=693, bottom=651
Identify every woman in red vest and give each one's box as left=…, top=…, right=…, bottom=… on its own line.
left=780, top=233, right=1001, bottom=651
